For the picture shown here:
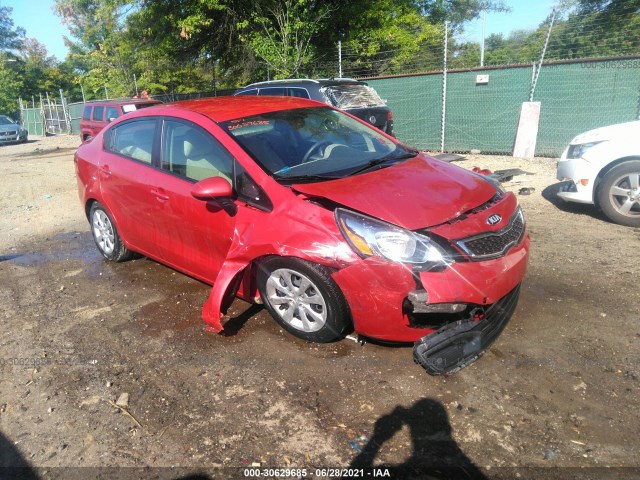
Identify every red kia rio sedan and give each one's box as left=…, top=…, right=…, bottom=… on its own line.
left=75, top=96, right=529, bottom=375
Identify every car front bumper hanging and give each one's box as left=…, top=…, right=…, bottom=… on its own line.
left=413, top=284, right=521, bottom=375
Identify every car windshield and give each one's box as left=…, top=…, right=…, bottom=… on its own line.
left=221, top=106, right=412, bottom=183
left=0, top=115, right=15, bottom=124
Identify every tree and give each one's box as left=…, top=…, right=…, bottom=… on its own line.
left=0, top=6, right=25, bottom=51
left=237, top=0, right=331, bottom=78
left=55, top=0, right=138, bottom=98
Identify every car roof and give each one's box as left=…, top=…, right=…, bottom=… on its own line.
left=84, top=99, right=161, bottom=106
left=160, top=96, right=326, bottom=122
left=241, top=78, right=363, bottom=89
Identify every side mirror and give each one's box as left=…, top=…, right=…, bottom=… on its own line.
left=191, top=176, right=233, bottom=201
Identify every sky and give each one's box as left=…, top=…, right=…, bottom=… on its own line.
left=461, top=1, right=558, bottom=45
left=1, top=0, right=71, bottom=61
left=2, top=0, right=558, bottom=61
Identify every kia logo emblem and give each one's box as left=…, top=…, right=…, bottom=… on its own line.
left=369, top=115, right=377, bottom=124
left=487, top=214, right=502, bottom=226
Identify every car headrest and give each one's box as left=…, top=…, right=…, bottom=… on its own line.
left=183, top=130, right=213, bottom=159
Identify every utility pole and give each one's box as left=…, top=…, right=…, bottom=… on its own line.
left=338, top=40, right=343, bottom=78
left=133, top=74, right=139, bottom=96
left=480, top=10, right=486, bottom=67
left=440, top=21, right=448, bottom=153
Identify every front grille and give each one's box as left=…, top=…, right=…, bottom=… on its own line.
left=456, top=209, right=525, bottom=261
left=0, top=131, right=18, bottom=137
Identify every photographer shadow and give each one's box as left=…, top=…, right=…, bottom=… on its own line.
left=0, top=431, right=39, bottom=480
left=349, top=398, right=487, bottom=480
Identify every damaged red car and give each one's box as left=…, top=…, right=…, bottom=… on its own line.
left=75, top=96, right=529, bottom=375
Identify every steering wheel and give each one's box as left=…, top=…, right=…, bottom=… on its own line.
left=302, top=140, right=332, bottom=163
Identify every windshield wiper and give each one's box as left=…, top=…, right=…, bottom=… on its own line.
left=275, top=173, right=342, bottom=184
left=347, top=150, right=418, bottom=177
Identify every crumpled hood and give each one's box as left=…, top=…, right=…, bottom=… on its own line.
left=292, top=154, right=497, bottom=230
left=570, top=120, right=640, bottom=145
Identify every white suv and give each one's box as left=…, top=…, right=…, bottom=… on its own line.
left=556, top=120, right=640, bottom=227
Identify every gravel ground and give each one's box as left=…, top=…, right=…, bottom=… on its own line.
left=0, top=135, right=639, bottom=480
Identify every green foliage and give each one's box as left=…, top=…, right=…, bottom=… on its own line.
left=237, top=0, right=330, bottom=79
left=0, top=54, right=22, bottom=114
left=0, top=6, right=25, bottom=51
left=3, top=0, right=639, bottom=111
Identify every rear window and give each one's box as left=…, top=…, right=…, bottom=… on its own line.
left=288, top=88, right=310, bottom=99
left=92, top=106, right=104, bottom=121
left=258, top=87, right=286, bottom=96
left=321, top=84, right=386, bottom=109
left=236, top=89, right=258, bottom=96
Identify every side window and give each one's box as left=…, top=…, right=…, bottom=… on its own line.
left=236, top=89, right=257, bottom=96
left=161, top=120, right=233, bottom=183
left=258, top=87, right=286, bottom=96
left=92, top=106, right=104, bottom=121
left=82, top=106, right=92, bottom=120
left=106, top=106, right=119, bottom=122
left=288, top=88, right=310, bottom=99
left=107, top=119, right=156, bottom=164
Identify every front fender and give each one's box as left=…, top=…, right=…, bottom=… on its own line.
left=201, top=200, right=359, bottom=332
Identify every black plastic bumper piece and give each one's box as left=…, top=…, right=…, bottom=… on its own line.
left=413, top=284, right=521, bottom=376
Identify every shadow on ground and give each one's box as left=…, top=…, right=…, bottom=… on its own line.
left=349, top=398, right=487, bottom=479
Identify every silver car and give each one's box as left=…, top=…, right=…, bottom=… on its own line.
left=0, top=115, right=28, bottom=145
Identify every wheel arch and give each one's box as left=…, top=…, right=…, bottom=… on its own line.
left=240, top=254, right=343, bottom=302
left=84, top=198, right=97, bottom=220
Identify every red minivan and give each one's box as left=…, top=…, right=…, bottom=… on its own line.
left=74, top=96, right=529, bottom=374
left=79, top=99, right=161, bottom=142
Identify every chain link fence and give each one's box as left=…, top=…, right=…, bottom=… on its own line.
left=366, top=57, right=640, bottom=156
left=19, top=89, right=236, bottom=138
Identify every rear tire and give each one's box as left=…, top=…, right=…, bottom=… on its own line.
left=89, top=202, right=134, bottom=262
left=257, top=257, right=351, bottom=343
left=597, top=161, right=640, bottom=227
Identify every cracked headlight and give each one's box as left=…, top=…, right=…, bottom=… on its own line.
left=335, top=208, right=451, bottom=268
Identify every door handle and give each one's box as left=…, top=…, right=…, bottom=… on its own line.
left=100, top=165, right=111, bottom=177
left=150, top=188, right=169, bottom=201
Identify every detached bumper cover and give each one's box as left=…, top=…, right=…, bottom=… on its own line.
left=413, top=284, right=521, bottom=375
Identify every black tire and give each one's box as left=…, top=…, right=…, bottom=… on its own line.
left=89, top=202, right=134, bottom=262
left=597, top=161, right=640, bottom=227
left=256, top=257, right=352, bottom=343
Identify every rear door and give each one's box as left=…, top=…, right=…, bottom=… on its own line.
left=99, top=118, right=163, bottom=255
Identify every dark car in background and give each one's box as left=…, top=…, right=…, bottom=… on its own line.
left=80, top=98, right=162, bottom=142
left=234, top=78, right=394, bottom=136
left=0, top=115, right=28, bottom=145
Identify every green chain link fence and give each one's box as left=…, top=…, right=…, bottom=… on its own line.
left=367, top=57, right=640, bottom=157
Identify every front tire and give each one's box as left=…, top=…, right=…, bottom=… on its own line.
left=256, top=257, right=351, bottom=343
left=89, top=202, right=134, bottom=262
left=597, top=161, right=640, bottom=227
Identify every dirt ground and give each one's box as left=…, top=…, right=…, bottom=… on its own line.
left=0, top=135, right=639, bottom=480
